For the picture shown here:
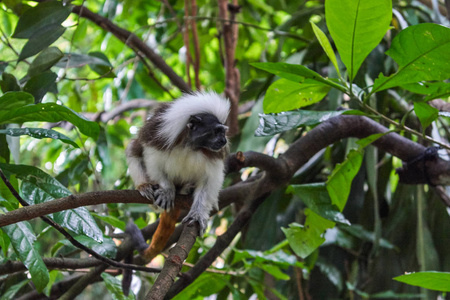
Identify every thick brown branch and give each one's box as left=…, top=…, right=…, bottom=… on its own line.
left=145, top=222, right=200, bottom=300
left=3, top=115, right=449, bottom=229
left=166, top=194, right=269, bottom=298
left=218, top=0, right=240, bottom=136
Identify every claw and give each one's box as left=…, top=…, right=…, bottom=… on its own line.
left=153, top=187, right=175, bottom=211
left=182, top=209, right=209, bottom=235
left=137, top=183, right=155, bottom=201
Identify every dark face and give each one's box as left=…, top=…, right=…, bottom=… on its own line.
left=187, top=113, right=228, bottom=151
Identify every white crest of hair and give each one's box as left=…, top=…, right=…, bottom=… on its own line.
left=158, top=91, right=230, bottom=148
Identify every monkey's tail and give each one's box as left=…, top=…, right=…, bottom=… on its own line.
left=142, top=208, right=180, bottom=261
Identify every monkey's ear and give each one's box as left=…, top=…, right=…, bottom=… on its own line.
left=187, top=115, right=202, bottom=129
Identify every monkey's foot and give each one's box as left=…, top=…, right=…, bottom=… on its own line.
left=136, top=183, right=155, bottom=201
left=153, top=187, right=175, bottom=211
left=182, top=210, right=208, bottom=235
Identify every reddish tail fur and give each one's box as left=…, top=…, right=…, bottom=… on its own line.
left=142, top=209, right=180, bottom=261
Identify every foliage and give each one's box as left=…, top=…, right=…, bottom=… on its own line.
left=0, top=0, right=449, bottom=299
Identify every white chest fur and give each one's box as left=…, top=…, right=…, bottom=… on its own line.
left=142, top=145, right=224, bottom=185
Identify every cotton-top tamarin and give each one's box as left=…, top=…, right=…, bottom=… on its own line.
left=125, top=91, right=230, bottom=261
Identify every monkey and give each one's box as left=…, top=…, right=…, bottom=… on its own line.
left=125, top=91, right=230, bottom=261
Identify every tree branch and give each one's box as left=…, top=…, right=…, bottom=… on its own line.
left=166, top=194, right=269, bottom=298
left=70, top=4, right=191, bottom=93
left=218, top=0, right=241, bottom=136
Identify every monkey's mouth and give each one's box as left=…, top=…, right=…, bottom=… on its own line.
left=208, top=141, right=227, bottom=152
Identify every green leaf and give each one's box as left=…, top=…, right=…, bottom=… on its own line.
left=101, top=273, right=136, bottom=300
left=326, top=149, right=363, bottom=211
left=340, top=225, right=396, bottom=250
left=232, top=249, right=303, bottom=268
left=414, top=102, right=439, bottom=130
left=282, top=209, right=335, bottom=259
left=393, top=271, right=450, bottom=292
left=258, top=263, right=290, bottom=280
left=12, top=1, right=71, bottom=39
left=1, top=216, right=49, bottom=292
left=325, top=0, right=392, bottom=80
left=251, top=62, right=346, bottom=92
left=0, top=91, right=34, bottom=109
left=58, top=235, right=117, bottom=258
left=18, top=25, right=66, bottom=62
left=56, top=53, right=114, bottom=69
left=0, top=102, right=99, bottom=139
left=0, top=127, right=79, bottom=148
left=23, top=71, right=58, bottom=103
left=373, top=24, right=450, bottom=93
left=92, top=213, right=126, bottom=231
left=287, top=183, right=350, bottom=225
left=0, top=228, right=11, bottom=256
left=255, top=110, right=365, bottom=136
left=88, top=51, right=115, bottom=78
left=264, top=78, right=331, bottom=113
left=0, top=73, right=20, bottom=93
left=0, top=279, right=30, bottom=300
left=28, top=47, right=64, bottom=77
left=0, top=163, right=103, bottom=242
left=43, top=270, right=63, bottom=297
left=172, top=273, right=230, bottom=300
left=310, top=22, right=341, bottom=78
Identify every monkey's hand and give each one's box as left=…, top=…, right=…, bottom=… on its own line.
left=136, top=183, right=155, bottom=201
left=182, top=208, right=209, bottom=235
left=153, top=186, right=176, bottom=211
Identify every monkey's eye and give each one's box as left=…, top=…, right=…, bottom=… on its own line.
left=214, top=127, right=224, bottom=135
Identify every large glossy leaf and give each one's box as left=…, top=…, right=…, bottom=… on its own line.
left=0, top=127, right=79, bottom=148
left=282, top=209, right=335, bottom=259
left=287, top=183, right=350, bottom=225
left=0, top=102, right=99, bottom=139
left=414, top=102, right=439, bottom=130
left=12, top=1, right=71, bottom=39
left=255, top=110, right=365, bottom=136
left=0, top=163, right=103, bottom=242
left=1, top=214, right=49, bottom=293
left=326, top=149, right=364, bottom=211
left=373, top=24, right=450, bottom=93
left=264, top=78, right=331, bottom=113
left=18, top=25, right=65, bottom=61
left=251, top=62, right=346, bottom=92
left=28, top=47, right=64, bottom=77
left=325, top=0, right=392, bottom=80
left=394, top=271, right=450, bottom=292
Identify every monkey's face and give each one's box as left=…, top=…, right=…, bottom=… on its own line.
left=187, top=113, right=228, bottom=151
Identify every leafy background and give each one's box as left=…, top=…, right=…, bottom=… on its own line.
left=0, top=0, right=450, bottom=299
